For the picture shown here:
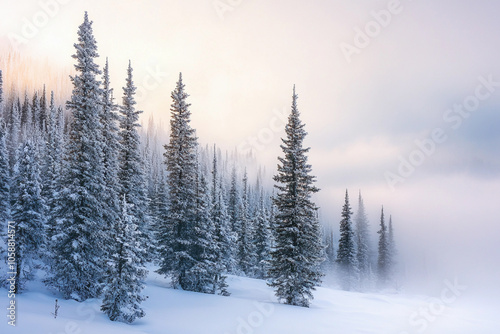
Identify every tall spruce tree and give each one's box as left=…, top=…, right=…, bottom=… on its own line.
left=31, top=91, right=41, bottom=132
left=6, top=98, right=21, bottom=174
left=48, top=12, right=109, bottom=301
left=377, top=207, right=390, bottom=287
left=157, top=73, right=200, bottom=291
left=40, top=85, right=48, bottom=131
left=387, top=215, right=396, bottom=281
left=253, top=187, right=271, bottom=278
left=21, top=92, right=32, bottom=137
left=354, top=191, right=371, bottom=283
left=190, top=164, right=218, bottom=293
left=0, top=121, right=10, bottom=228
left=226, top=165, right=240, bottom=272
left=210, top=148, right=231, bottom=294
left=268, top=86, right=323, bottom=307
left=42, top=92, right=64, bottom=240
left=0, top=70, right=3, bottom=117
left=237, top=170, right=256, bottom=276
left=336, top=190, right=359, bottom=290
left=118, top=60, right=149, bottom=255
left=101, top=196, right=147, bottom=323
left=100, top=57, right=121, bottom=230
left=11, top=140, right=47, bottom=292
left=323, top=224, right=336, bottom=272
left=228, top=166, right=240, bottom=234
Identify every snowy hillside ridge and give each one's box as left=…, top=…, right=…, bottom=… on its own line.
left=1, top=271, right=496, bottom=334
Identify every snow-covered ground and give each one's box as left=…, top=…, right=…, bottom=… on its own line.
left=1, top=270, right=498, bottom=334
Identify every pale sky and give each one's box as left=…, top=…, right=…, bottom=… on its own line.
left=1, top=0, right=499, bottom=296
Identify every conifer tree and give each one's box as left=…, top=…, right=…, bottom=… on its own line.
left=377, top=207, right=390, bottom=287
left=228, top=166, right=240, bottom=235
left=7, top=99, right=21, bottom=174
left=354, top=191, right=371, bottom=282
left=101, top=196, right=147, bottom=323
left=118, top=61, right=149, bottom=250
left=323, top=224, right=336, bottom=272
left=253, top=187, right=271, bottom=278
left=11, top=140, right=47, bottom=292
left=157, top=73, right=200, bottom=291
left=31, top=91, right=41, bottom=131
left=237, top=170, right=256, bottom=276
left=0, top=121, right=10, bottom=226
left=40, top=85, right=48, bottom=131
left=226, top=165, right=240, bottom=272
left=0, top=70, right=3, bottom=117
left=48, top=12, right=109, bottom=301
left=190, top=165, right=218, bottom=293
left=336, top=190, right=359, bottom=290
left=268, top=86, right=323, bottom=307
left=210, top=148, right=231, bottom=294
left=21, top=92, right=32, bottom=136
left=387, top=215, right=397, bottom=281
left=43, top=92, right=64, bottom=240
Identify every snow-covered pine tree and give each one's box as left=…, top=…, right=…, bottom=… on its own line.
left=253, top=187, right=271, bottom=278
left=323, top=223, right=336, bottom=272
left=11, top=140, right=47, bottom=292
left=48, top=12, right=109, bottom=301
left=21, top=92, right=32, bottom=137
left=387, top=215, right=397, bottom=282
left=268, top=86, right=323, bottom=307
left=100, top=58, right=121, bottom=242
left=190, top=163, right=218, bottom=293
left=226, top=165, right=240, bottom=273
left=228, top=166, right=240, bottom=235
left=101, top=196, right=147, bottom=323
left=0, top=121, right=10, bottom=227
left=39, top=85, right=48, bottom=132
left=377, top=207, right=390, bottom=287
left=118, top=61, right=150, bottom=253
left=354, top=191, right=371, bottom=284
left=43, top=92, right=64, bottom=240
left=157, top=73, right=200, bottom=291
left=6, top=98, right=21, bottom=174
left=336, top=190, right=359, bottom=291
left=0, top=70, right=3, bottom=116
left=237, top=169, right=256, bottom=276
left=210, top=147, right=231, bottom=294
left=31, top=91, right=41, bottom=132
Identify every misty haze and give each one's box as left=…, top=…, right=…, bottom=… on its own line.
left=0, top=1, right=499, bottom=333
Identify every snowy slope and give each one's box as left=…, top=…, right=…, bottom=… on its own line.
left=1, top=270, right=498, bottom=334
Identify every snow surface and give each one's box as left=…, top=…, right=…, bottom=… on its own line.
left=1, top=270, right=498, bottom=334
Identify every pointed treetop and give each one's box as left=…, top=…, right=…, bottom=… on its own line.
left=291, top=85, right=298, bottom=111
left=380, top=206, right=385, bottom=229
